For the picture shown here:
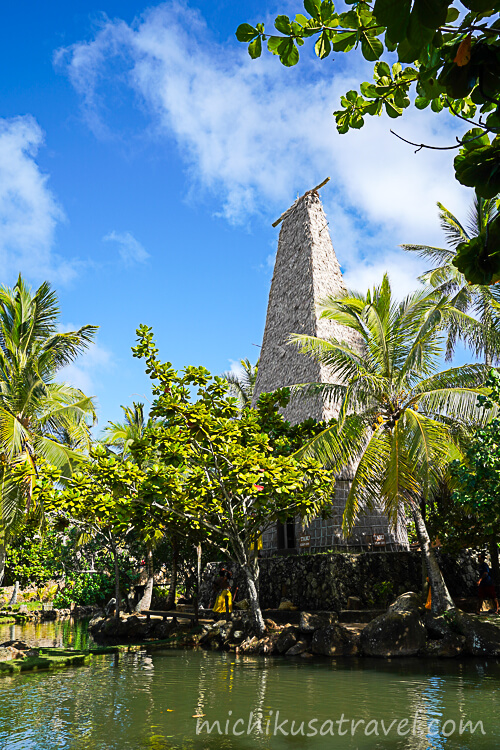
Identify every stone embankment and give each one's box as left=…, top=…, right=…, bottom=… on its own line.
left=89, top=593, right=500, bottom=659
left=200, top=551, right=479, bottom=612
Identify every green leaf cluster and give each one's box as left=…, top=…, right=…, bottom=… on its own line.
left=236, top=0, right=500, bottom=285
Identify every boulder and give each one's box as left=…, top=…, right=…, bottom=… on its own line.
left=285, top=639, right=309, bottom=656
left=423, top=612, right=451, bottom=640
left=278, top=600, right=298, bottom=611
left=300, top=611, right=338, bottom=634
left=455, top=612, right=500, bottom=656
left=275, top=627, right=298, bottom=654
left=422, top=633, right=466, bottom=658
left=311, top=623, right=359, bottom=656
left=361, top=609, right=427, bottom=657
left=388, top=592, right=424, bottom=614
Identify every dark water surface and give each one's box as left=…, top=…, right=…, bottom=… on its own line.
left=0, top=622, right=498, bottom=750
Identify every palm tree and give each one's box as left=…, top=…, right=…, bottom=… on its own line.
left=103, top=402, right=152, bottom=462
left=291, top=275, right=492, bottom=613
left=103, top=402, right=157, bottom=611
left=0, top=276, right=97, bottom=582
left=223, top=359, right=258, bottom=409
left=402, top=197, right=500, bottom=366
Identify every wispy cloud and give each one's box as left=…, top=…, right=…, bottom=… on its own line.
left=56, top=1, right=472, bottom=293
left=103, top=230, right=150, bottom=266
left=0, top=115, right=77, bottom=284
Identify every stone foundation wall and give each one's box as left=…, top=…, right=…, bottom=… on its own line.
left=201, top=551, right=480, bottom=611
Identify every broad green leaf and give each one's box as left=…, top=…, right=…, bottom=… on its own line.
left=275, top=15, right=293, bottom=34
left=338, top=10, right=359, bottom=27
left=461, top=0, right=498, bottom=11
left=374, top=61, right=391, bottom=79
left=392, top=62, right=402, bottom=77
left=235, top=24, right=259, bottom=42
left=374, top=0, right=411, bottom=43
left=279, top=39, right=300, bottom=66
left=394, top=87, right=410, bottom=108
left=431, top=97, right=444, bottom=112
left=361, top=33, right=384, bottom=60
left=350, top=112, right=364, bottom=128
left=446, top=6, right=460, bottom=22
left=315, top=30, right=332, bottom=58
left=248, top=36, right=262, bottom=59
left=415, top=95, right=430, bottom=108
left=304, top=0, right=321, bottom=18
left=295, top=13, right=309, bottom=25
left=385, top=99, right=403, bottom=117
left=360, top=81, right=379, bottom=97
left=335, top=110, right=350, bottom=133
left=407, top=8, right=435, bottom=50
left=331, top=30, right=357, bottom=51
left=415, top=0, right=450, bottom=31
left=397, top=37, right=422, bottom=63
left=320, top=0, right=336, bottom=23
left=267, top=36, right=284, bottom=53
left=345, top=89, right=359, bottom=102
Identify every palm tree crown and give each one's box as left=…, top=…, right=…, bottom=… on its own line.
left=223, top=359, right=258, bottom=409
left=402, top=197, right=500, bottom=366
left=292, top=275, right=490, bottom=533
left=0, top=276, right=97, bottom=530
left=103, top=402, right=153, bottom=460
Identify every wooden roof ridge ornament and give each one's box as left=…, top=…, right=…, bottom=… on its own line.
left=272, top=177, right=330, bottom=228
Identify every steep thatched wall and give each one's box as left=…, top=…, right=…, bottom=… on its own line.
left=252, top=190, right=361, bottom=424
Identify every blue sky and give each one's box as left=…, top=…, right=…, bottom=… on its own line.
left=1, top=1, right=474, bottom=430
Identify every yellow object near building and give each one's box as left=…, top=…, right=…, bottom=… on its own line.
left=213, top=589, right=233, bottom=614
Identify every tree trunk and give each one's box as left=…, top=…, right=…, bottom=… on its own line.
left=243, top=561, right=266, bottom=636
left=9, top=581, right=19, bottom=606
left=0, top=542, right=6, bottom=587
left=411, top=502, right=454, bottom=613
left=489, top=536, right=500, bottom=586
left=165, top=535, right=178, bottom=610
left=112, top=539, right=121, bottom=619
left=135, top=547, right=154, bottom=612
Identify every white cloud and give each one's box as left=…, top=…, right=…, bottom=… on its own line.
left=0, top=115, right=77, bottom=283
left=103, top=230, right=150, bottom=266
left=56, top=2, right=472, bottom=289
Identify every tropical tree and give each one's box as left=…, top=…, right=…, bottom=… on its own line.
left=402, top=197, right=500, bottom=366
left=235, top=0, right=500, bottom=284
left=103, top=402, right=158, bottom=610
left=291, top=274, right=492, bottom=613
left=0, top=276, right=97, bottom=582
left=222, top=359, right=258, bottom=409
left=132, top=326, right=335, bottom=634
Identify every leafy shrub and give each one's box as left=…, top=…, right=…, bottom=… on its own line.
left=54, top=572, right=113, bottom=607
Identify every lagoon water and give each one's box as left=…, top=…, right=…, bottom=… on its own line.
left=0, top=622, right=498, bottom=750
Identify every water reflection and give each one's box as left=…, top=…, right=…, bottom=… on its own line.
left=0, top=625, right=498, bottom=750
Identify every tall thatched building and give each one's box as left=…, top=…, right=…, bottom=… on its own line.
left=253, top=183, right=408, bottom=554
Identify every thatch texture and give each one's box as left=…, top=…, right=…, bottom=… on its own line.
left=252, top=190, right=361, bottom=423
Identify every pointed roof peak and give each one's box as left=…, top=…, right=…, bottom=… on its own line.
left=272, top=177, right=330, bottom=228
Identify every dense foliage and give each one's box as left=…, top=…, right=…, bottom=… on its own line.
left=236, top=0, right=500, bottom=284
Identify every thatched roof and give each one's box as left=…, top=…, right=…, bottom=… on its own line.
left=252, top=188, right=361, bottom=424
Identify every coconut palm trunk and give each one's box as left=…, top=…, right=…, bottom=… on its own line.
left=411, top=501, right=454, bottom=612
